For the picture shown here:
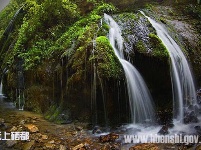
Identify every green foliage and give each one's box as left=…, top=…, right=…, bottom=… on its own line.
left=145, top=3, right=154, bottom=11
left=12, top=0, right=80, bottom=70
left=0, top=0, right=25, bottom=36
left=58, top=2, right=115, bottom=51
left=97, top=22, right=110, bottom=36
left=91, top=3, right=116, bottom=15
left=57, top=14, right=101, bottom=52
left=149, top=33, right=169, bottom=58
left=0, top=0, right=116, bottom=71
left=19, top=39, right=54, bottom=70
left=118, top=13, right=138, bottom=22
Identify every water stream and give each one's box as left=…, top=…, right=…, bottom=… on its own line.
left=0, top=80, right=3, bottom=96
left=141, top=11, right=198, bottom=123
left=104, top=14, right=155, bottom=124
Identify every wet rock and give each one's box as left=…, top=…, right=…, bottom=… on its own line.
left=99, top=133, right=119, bottom=143
left=75, top=126, right=83, bottom=131
left=48, top=140, right=55, bottom=144
left=184, top=111, right=199, bottom=124
left=24, top=124, right=39, bottom=133
left=158, top=125, right=169, bottom=135
left=59, top=111, right=72, bottom=124
left=196, top=144, right=201, bottom=150
left=32, top=116, right=38, bottom=120
left=10, top=126, right=18, bottom=132
left=32, top=120, right=37, bottom=123
left=129, top=143, right=159, bottom=150
left=110, top=143, right=121, bottom=150
left=0, top=118, right=5, bottom=127
left=0, top=123, right=8, bottom=130
left=194, top=126, right=201, bottom=135
left=42, top=134, right=48, bottom=140
left=59, top=145, right=66, bottom=150
left=72, top=143, right=85, bottom=150
left=31, top=133, right=42, bottom=142
left=44, top=143, right=55, bottom=149
left=20, top=120, right=25, bottom=125
left=6, top=140, right=17, bottom=148
left=92, top=126, right=102, bottom=134
left=23, top=140, right=35, bottom=150
left=102, top=144, right=110, bottom=150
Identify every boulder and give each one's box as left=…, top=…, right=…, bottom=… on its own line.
left=183, top=111, right=198, bottom=124
left=158, top=125, right=169, bottom=135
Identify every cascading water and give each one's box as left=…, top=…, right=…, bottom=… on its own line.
left=104, top=14, right=155, bottom=123
left=141, top=11, right=198, bottom=122
left=3, top=6, right=23, bottom=38
left=0, top=80, right=3, bottom=96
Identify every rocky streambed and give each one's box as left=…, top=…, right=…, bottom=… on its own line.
left=0, top=97, right=201, bottom=150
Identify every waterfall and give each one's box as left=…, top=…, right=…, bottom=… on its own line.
left=104, top=14, right=155, bottom=124
left=91, top=38, right=98, bottom=124
left=0, top=80, right=3, bottom=96
left=3, top=6, right=23, bottom=37
left=141, top=11, right=198, bottom=122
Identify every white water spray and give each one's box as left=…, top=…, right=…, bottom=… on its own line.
left=141, top=11, right=197, bottom=122
left=104, top=14, right=155, bottom=123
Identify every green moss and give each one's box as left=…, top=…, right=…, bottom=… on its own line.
left=145, top=3, right=154, bottom=11
left=149, top=33, right=169, bottom=58
left=118, top=13, right=138, bottom=22
left=45, top=105, right=64, bottom=123
left=97, top=22, right=110, bottom=36
left=136, top=40, right=146, bottom=53
left=92, top=36, right=122, bottom=78
left=91, top=3, right=116, bottom=15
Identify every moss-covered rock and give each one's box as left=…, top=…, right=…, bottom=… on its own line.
left=148, top=33, right=169, bottom=59
left=92, top=36, right=122, bottom=78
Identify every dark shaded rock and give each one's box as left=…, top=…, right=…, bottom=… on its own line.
left=23, top=140, right=35, bottom=150
left=110, top=143, right=121, bottom=150
left=59, top=113, right=72, bottom=124
left=194, top=126, right=201, bottom=135
left=99, top=133, right=119, bottom=143
left=196, top=144, right=201, bottom=150
left=75, top=126, right=83, bottom=131
left=92, top=126, right=102, bottom=134
left=6, top=140, right=17, bottom=148
left=184, top=111, right=199, bottom=124
left=0, top=118, right=5, bottom=128
left=158, top=125, right=169, bottom=135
